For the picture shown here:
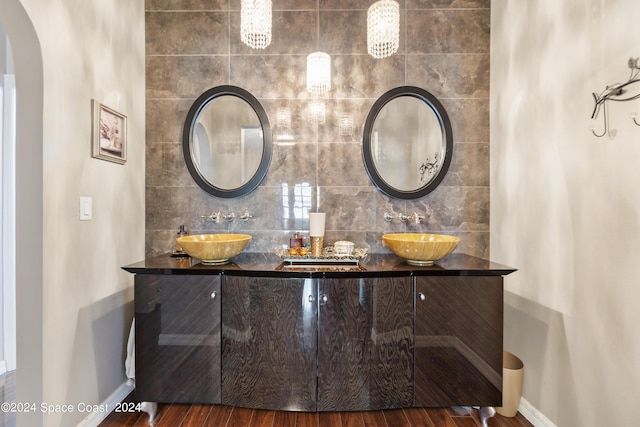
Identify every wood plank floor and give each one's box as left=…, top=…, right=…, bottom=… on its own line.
left=99, top=399, right=534, bottom=427
left=0, top=371, right=533, bottom=427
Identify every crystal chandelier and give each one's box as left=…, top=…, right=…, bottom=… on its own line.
left=367, top=0, right=400, bottom=59
left=306, top=52, right=331, bottom=94
left=241, top=0, right=272, bottom=49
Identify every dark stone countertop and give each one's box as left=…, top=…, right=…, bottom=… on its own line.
left=122, top=252, right=516, bottom=278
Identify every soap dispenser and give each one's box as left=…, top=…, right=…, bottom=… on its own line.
left=174, top=225, right=188, bottom=256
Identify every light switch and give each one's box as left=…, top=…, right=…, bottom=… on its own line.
left=80, top=197, right=92, bottom=221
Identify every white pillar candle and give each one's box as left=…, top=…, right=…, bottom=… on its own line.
left=309, top=212, right=326, bottom=236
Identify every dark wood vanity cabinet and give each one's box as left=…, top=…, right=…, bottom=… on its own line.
left=221, top=276, right=413, bottom=412
left=317, top=277, right=414, bottom=411
left=126, top=253, right=515, bottom=412
left=414, top=276, right=503, bottom=407
left=221, top=276, right=317, bottom=411
left=134, top=274, right=221, bottom=404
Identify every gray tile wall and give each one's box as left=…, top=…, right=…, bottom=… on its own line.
left=145, top=0, right=490, bottom=258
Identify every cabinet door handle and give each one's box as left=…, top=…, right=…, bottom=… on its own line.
left=308, top=294, right=314, bottom=303
left=211, top=291, right=217, bottom=300
left=321, top=294, right=328, bottom=303
left=418, top=292, right=426, bottom=301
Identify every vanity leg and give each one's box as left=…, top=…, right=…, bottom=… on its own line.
left=140, top=401, right=158, bottom=424
left=478, top=406, right=496, bottom=427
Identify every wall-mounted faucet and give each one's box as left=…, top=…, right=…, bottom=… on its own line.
left=201, top=211, right=236, bottom=223
left=384, top=211, right=425, bottom=224
left=201, top=210, right=254, bottom=223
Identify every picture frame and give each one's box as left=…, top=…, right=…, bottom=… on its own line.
left=92, top=100, right=127, bottom=164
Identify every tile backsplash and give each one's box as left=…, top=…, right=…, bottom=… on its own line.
left=145, top=0, right=490, bottom=258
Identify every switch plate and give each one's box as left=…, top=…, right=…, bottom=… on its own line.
left=80, top=197, right=92, bottom=221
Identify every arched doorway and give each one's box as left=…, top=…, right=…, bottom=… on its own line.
left=0, top=0, right=44, bottom=425
left=1, top=23, right=17, bottom=375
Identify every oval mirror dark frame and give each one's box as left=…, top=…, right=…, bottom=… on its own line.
left=362, top=86, right=453, bottom=200
left=182, top=85, right=272, bottom=198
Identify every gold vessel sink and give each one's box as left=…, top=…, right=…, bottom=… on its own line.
left=177, top=233, right=251, bottom=264
left=382, top=233, right=460, bottom=266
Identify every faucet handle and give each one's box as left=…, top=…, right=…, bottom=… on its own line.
left=240, top=211, right=254, bottom=221
left=410, top=212, right=425, bottom=224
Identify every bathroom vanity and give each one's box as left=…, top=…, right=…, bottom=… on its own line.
left=123, top=252, right=515, bottom=413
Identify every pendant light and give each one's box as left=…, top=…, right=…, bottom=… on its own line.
left=241, top=0, right=272, bottom=49
left=367, top=0, right=400, bottom=59
left=306, top=52, right=331, bottom=94
left=306, top=4, right=331, bottom=94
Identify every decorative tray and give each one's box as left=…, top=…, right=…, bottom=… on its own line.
left=275, top=247, right=369, bottom=265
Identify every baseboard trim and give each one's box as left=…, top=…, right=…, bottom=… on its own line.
left=519, top=398, right=557, bottom=427
left=77, top=381, right=134, bottom=427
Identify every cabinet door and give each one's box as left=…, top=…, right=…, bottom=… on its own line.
left=221, top=276, right=317, bottom=411
left=317, top=277, right=414, bottom=411
left=414, top=276, right=503, bottom=407
left=135, top=274, right=221, bottom=403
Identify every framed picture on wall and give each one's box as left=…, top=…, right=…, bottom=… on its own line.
left=92, top=100, right=127, bottom=164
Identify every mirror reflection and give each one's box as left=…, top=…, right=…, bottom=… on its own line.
left=372, top=96, right=443, bottom=191
left=183, top=86, right=272, bottom=198
left=192, top=96, right=263, bottom=189
left=363, top=86, right=453, bottom=199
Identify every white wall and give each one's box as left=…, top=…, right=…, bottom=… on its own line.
left=0, top=0, right=145, bottom=425
left=0, top=1, right=44, bottom=424
left=491, top=1, right=640, bottom=426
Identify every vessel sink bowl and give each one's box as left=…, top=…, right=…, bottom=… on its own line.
left=382, top=233, right=460, bottom=266
left=177, top=233, right=251, bottom=264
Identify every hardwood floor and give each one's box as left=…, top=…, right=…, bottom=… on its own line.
left=0, top=371, right=532, bottom=427
left=98, top=400, right=534, bottom=427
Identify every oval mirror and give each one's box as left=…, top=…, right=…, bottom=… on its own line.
left=183, top=85, right=272, bottom=198
left=362, top=86, right=453, bottom=199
